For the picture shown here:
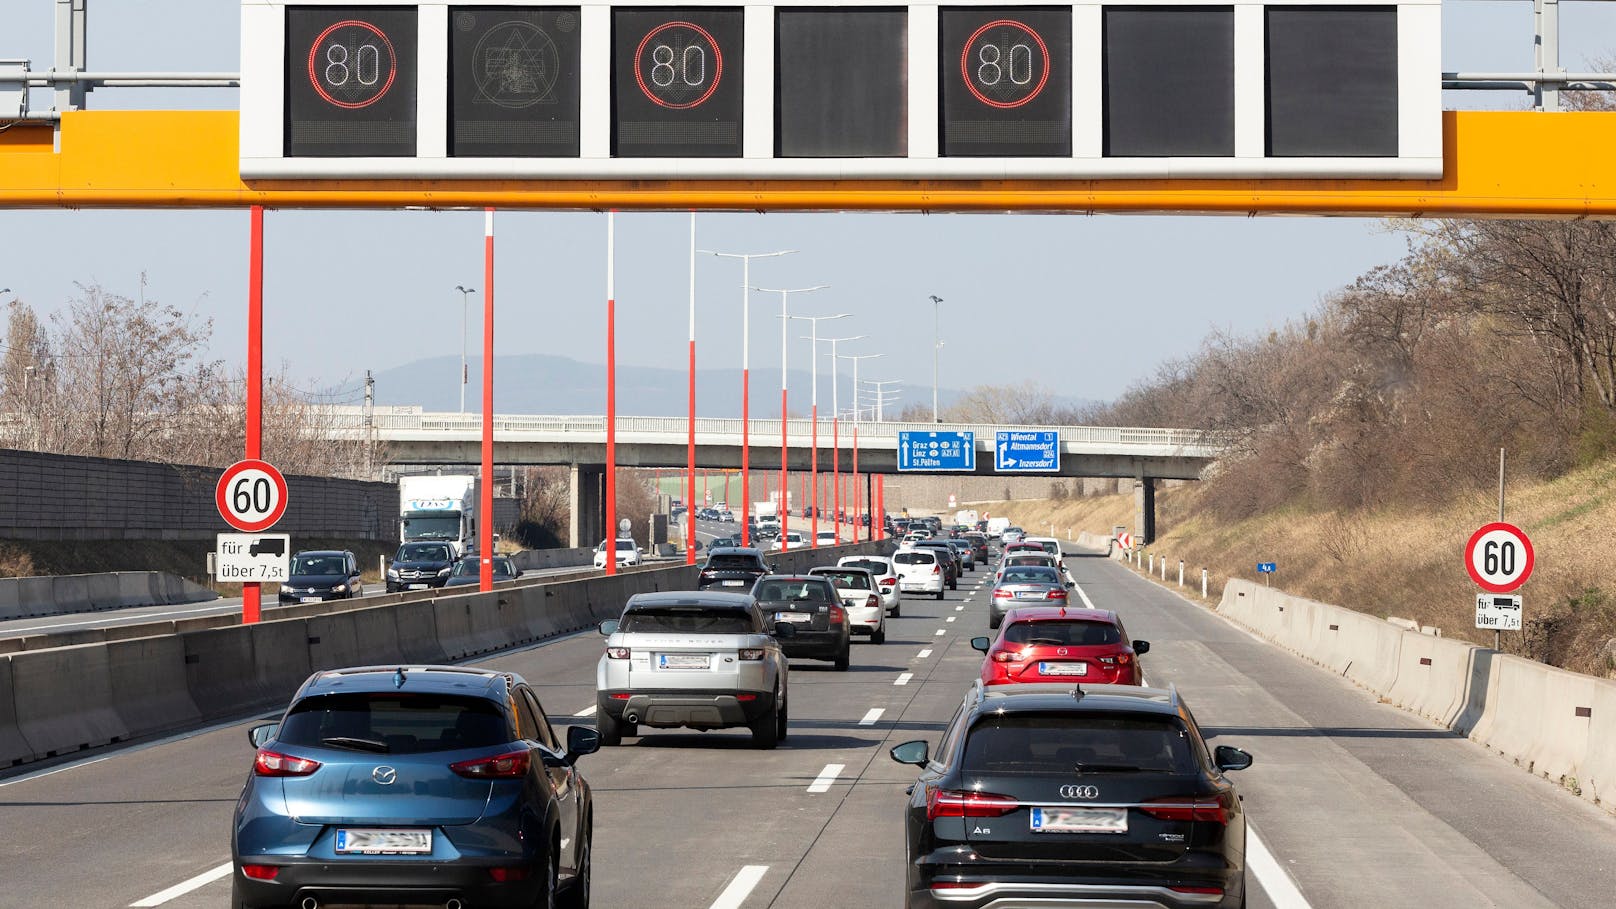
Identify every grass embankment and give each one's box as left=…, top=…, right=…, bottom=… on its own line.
left=976, top=460, right=1616, bottom=677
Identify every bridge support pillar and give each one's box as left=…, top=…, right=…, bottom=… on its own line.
left=1134, top=476, right=1156, bottom=545
left=569, top=464, right=606, bottom=549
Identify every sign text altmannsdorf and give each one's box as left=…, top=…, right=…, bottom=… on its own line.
left=898, top=431, right=976, bottom=472
left=995, top=430, right=1059, bottom=473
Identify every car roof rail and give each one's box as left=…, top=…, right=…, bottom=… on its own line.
left=1167, top=682, right=1181, bottom=709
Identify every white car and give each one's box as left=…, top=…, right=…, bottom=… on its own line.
left=815, top=530, right=842, bottom=547
left=808, top=566, right=886, bottom=644
left=593, top=538, right=643, bottom=569
left=773, top=531, right=809, bottom=551
left=1025, top=536, right=1065, bottom=562
left=892, top=548, right=945, bottom=600
left=837, top=555, right=901, bottom=616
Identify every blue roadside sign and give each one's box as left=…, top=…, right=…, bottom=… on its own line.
left=1257, top=562, right=1277, bottom=574
left=897, top=431, right=976, bottom=472
left=995, top=430, right=1060, bottom=473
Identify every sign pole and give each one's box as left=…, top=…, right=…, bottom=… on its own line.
left=604, top=211, right=617, bottom=576
left=480, top=209, right=495, bottom=591
left=244, top=205, right=264, bottom=625
left=1497, top=447, right=1505, bottom=649
left=686, top=212, right=698, bottom=565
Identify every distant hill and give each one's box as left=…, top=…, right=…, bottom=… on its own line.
left=371, top=353, right=1092, bottom=418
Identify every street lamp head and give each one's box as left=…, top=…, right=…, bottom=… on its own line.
left=702, top=249, right=797, bottom=259
left=929, top=295, right=943, bottom=304
left=456, top=285, right=476, bottom=295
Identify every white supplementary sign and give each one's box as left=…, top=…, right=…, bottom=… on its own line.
left=1475, top=593, right=1523, bottom=631
left=216, top=534, right=291, bottom=583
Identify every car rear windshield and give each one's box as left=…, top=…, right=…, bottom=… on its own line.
left=279, top=692, right=509, bottom=755
left=707, top=554, right=763, bottom=570
left=894, top=551, right=936, bottom=565
left=621, top=606, right=756, bottom=634
left=1002, top=620, right=1122, bottom=646
left=1037, top=541, right=1060, bottom=555
left=964, top=714, right=1197, bottom=775
left=1000, top=567, right=1062, bottom=584
left=755, top=579, right=834, bottom=602
left=841, top=559, right=890, bottom=574
left=397, top=543, right=452, bottom=561
left=811, top=570, right=871, bottom=589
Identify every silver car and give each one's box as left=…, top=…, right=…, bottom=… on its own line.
left=595, top=592, right=795, bottom=749
left=989, top=565, right=1074, bottom=628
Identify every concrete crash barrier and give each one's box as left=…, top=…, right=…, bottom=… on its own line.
left=1468, top=654, right=1600, bottom=790
left=1583, top=680, right=1616, bottom=808
left=394, top=599, right=447, bottom=664
left=510, top=547, right=594, bottom=573
left=1386, top=633, right=1489, bottom=728
left=307, top=611, right=365, bottom=673
left=0, top=655, right=32, bottom=768
left=115, top=572, right=159, bottom=609
left=48, top=575, right=94, bottom=615
left=15, top=576, right=56, bottom=618
left=183, top=625, right=271, bottom=719
left=251, top=619, right=315, bottom=710
left=10, top=642, right=129, bottom=761
left=0, top=583, right=20, bottom=620
left=107, top=634, right=202, bottom=736
left=86, top=573, right=122, bottom=610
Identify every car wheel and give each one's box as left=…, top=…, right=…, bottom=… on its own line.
left=949, top=579, right=957, bottom=590
left=229, top=876, right=252, bottom=909
left=775, top=686, right=789, bottom=741
left=935, top=590, right=944, bottom=601
left=989, top=613, right=1002, bottom=630
left=557, top=814, right=591, bottom=909
left=834, top=648, right=850, bottom=671
left=872, top=625, right=886, bottom=645
left=597, top=707, right=624, bottom=747
left=889, top=602, right=900, bottom=618
left=535, top=847, right=559, bottom=909
left=750, top=696, right=781, bottom=749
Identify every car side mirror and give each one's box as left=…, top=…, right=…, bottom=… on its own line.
left=1133, top=640, right=1150, bottom=655
left=248, top=723, right=279, bottom=749
left=890, top=740, right=930, bottom=766
left=1067, top=581, right=1076, bottom=589
left=1214, top=745, right=1253, bottom=772
left=772, top=621, right=798, bottom=638
left=599, top=620, right=620, bottom=636
left=970, top=636, right=991, bottom=653
left=567, top=724, right=601, bottom=762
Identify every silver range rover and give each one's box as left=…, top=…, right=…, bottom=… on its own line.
left=595, top=591, right=797, bottom=749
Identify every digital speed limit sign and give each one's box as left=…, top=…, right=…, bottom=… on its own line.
left=613, top=9, right=744, bottom=157
left=285, top=6, right=418, bottom=157
left=941, top=8, right=1070, bottom=157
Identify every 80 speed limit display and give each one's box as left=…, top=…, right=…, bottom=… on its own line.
left=613, top=9, right=744, bottom=157
left=941, top=8, right=1071, bottom=157
left=286, top=6, right=418, bottom=156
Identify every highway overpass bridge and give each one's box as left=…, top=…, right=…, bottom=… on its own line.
left=321, top=408, right=1222, bottom=545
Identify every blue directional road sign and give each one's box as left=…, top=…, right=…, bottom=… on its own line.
left=995, top=431, right=1060, bottom=473
left=1257, top=562, right=1277, bottom=574
left=897, top=431, right=976, bottom=472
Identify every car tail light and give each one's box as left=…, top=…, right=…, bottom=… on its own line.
left=828, top=605, right=845, bottom=625
left=608, top=692, right=631, bottom=700
left=865, top=594, right=880, bottom=609
left=734, top=693, right=758, bottom=701
left=253, top=749, right=321, bottom=777
left=881, top=577, right=897, bottom=586
left=1139, top=794, right=1231, bottom=825
left=488, top=867, right=531, bottom=883
left=927, top=788, right=1020, bottom=820
left=991, top=649, right=1027, bottom=663
left=1045, top=589, right=1067, bottom=600
left=738, top=648, right=765, bottom=661
left=1169, top=886, right=1225, bottom=896
left=932, top=565, right=941, bottom=575
left=606, top=647, right=631, bottom=659
left=1098, top=653, right=1133, bottom=665
left=241, top=865, right=279, bottom=881
left=450, top=749, right=531, bottom=779
left=992, top=589, right=1012, bottom=599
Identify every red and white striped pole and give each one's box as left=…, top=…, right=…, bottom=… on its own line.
left=243, top=205, right=264, bottom=624
left=604, top=211, right=618, bottom=576
left=851, top=426, right=860, bottom=543
left=686, top=213, right=698, bottom=564
left=480, top=208, right=495, bottom=590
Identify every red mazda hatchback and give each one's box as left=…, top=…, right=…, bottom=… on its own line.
left=972, top=607, right=1150, bottom=686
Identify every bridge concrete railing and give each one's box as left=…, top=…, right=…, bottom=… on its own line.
left=0, top=537, right=895, bottom=770
left=1214, top=578, right=1615, bottom=815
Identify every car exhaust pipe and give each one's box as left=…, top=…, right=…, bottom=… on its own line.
left=446, top=900, right=464, bottom=909
left=300, top=899, right=319, bottom=909
left=624, top=712, right=639, bottom=724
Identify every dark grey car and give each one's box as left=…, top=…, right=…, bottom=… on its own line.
left=278, top=550, right=363, bottom=604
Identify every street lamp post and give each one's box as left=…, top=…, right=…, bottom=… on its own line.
left=703, top=249, right=795, bottom=547
left=864, top=379, right=902, bottom=422
left=456, top=285, right=476, bottom=413
left=816, top=337, right=866, bottom=538
left=756, top=285, right=828, bottom=547
left=836, top=352, right=881, bottom=541
left=927, top=295, right=943, bottom=422
left=786, top=312, right=849, bottom=548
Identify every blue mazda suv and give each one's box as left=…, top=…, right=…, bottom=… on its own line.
left=232, top=665, right=598, bottom=908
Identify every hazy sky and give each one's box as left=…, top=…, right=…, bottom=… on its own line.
left=4, top=1, right=1614, bottom=410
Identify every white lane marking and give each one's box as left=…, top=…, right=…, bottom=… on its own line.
left=573, top=705, right=597, bottom=717
left=1248, top=825, right=1314, bottom=908
left=14, top=603, right=240, bottom=634
left=709, top=865, right=770, bottom=909
left=955, top=605, right=964, bottom=611
left=859, top=707, right=885, bottom=725
left=129, top=862, right=233, bottom=907
left=934, top=629, right=947, bottom=636
left=917, top=648, right=933, bottom=659
left=895, top=673, right=913, bottom=686
left=1072, top=582, right=1097, bottom=610
left=807, top=763, right=845, bottom=793
left=946, top=616, right=956, bottom=623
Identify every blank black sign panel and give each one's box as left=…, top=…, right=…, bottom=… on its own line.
left=775, top=8, right=907, bottom=157
left=285, top=6, right=418, bottom=157
left=941, top=8, right=1072, bottom=157
left=613, top=8, right=745, bottom=157
left=1103, top=7, right=1233, bottom=157
left=1266, top=7, right=1398, bottom=156
left=450, top=7, right=582, bottom=157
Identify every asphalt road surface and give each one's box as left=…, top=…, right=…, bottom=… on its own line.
left=3, top=546, right=1612, bottom=907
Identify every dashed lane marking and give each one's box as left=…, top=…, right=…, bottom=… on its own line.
left=807, top=763, right=845, bottom=793
left=955, top=605, right=964, bottom=611
left=934, top=629, right=947, bottom=636
left=859, top=708, right=885, bottom=726
left=573, top=705, right=597, bottom=717
left=129, top=863, right=233, bottom=907
left=709, top=865, right=770, bottom=909
left=917, top=649, right=933, bottom=659
left=946, top=616, right=956, bottom=623
left=1248, top=825, right=1314, bottom=909
left=895, top=673, right=913, bottom=686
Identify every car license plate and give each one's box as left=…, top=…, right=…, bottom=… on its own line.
left=658, top=653, right=711, bottom=670
left=1031, top=807, right=1127, bottom=834
left=1014, top=590, right=1039, bottom=598
left=335, top=828, right=433, bottom=854
left=299, top=596, right=324, bottom=603
left=1039, top=662, right=1087, bottom=676
left=405, top=584, right=428, bottom=590
left=774, top=612, right=814, bottom=623
left=722, top=580, right=745, bottom=587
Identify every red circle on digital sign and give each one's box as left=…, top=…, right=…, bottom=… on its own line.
left=307, top=19, right=398, bottom=110
left=961, top=20, right=1050, bottom=110
left=634, top=21, right=723, bottom=110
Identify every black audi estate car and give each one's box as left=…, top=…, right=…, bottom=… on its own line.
left=890, top=683, right=1253, bottom=909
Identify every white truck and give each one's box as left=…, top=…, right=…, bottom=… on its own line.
left=399, top=475, right=481, bottom=558
left=986, top=516, right=1011, bottom=539
left=955, top=509, right=979, bottom=528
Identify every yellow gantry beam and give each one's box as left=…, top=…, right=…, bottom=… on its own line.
left=1, top=109, right=1614, bottom=215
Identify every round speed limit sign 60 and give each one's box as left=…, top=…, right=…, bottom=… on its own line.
left=216, top=459, right=290, bottom=533
left=1464, top=521, right=1534, bottom=593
